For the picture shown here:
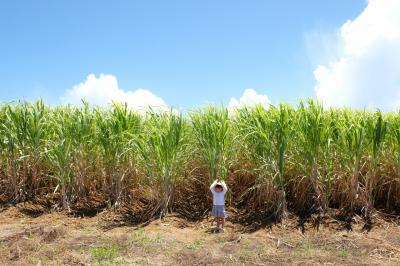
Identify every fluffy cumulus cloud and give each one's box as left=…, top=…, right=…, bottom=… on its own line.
left=314, top=0, right=400, bottom=110
left=61, top=74, right=169, bottom=112
left=228, top=88, right=271, bottom=111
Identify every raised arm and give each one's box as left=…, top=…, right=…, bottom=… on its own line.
left=220, top=180, right=228, bottom=193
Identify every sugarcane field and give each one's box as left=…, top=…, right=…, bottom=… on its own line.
left=2, top=0, right=400, bottom=265
left=1, top=101, right=400, bottom=265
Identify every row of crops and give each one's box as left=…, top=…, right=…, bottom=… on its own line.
left=1, top=100, right=400, bottom=222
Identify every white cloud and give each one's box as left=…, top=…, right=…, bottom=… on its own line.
left=228, top=88, right=271, bottom=111
left=314, top=0, right=400, bottom=110
left=61, top=74, right=169, bottom=113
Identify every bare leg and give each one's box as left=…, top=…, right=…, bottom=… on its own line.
left=217, top=218, right=225, bottom=232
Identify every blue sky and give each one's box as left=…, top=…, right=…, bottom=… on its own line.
left=3, top=0, right=399, bottom=110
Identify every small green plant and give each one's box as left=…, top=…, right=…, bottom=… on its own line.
left=238, top=249, right=258, bottom=262
left=296, top=239, right=316, bottom=259
left=90, top=244, right=119, bottom=264
left=187, top=238, right=204, bottom=250
left=27, top=256, right=42, bottom=265
left=129, top=228, right=165, bottom=248
left=338, top=247, right=350, bottom=259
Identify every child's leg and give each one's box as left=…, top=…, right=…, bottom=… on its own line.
left=211, top=216, right=215, bottom=227
left=221, top=218, right=225, bottom=228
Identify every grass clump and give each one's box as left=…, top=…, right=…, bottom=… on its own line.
left=129, top=228, right=165, bottom=249
left=90, top=244, right=119, bottom=265
left=186, top=238, right=204, bottom=250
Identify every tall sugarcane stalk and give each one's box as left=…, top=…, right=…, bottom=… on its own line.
left=137, top=111, right=187, bottom=218
left=190, top=106, right=231, bottom=182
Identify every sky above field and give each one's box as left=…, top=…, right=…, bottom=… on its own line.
left=1, top=0, right=400, bottom=111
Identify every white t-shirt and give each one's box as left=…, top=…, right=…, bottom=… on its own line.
left=210, top=180, right=228, bottom=206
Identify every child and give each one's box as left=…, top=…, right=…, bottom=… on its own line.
left=210, top=179, right=228, bottom=232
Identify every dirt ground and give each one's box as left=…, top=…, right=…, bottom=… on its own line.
left=1, top=205, right=400, bottom=266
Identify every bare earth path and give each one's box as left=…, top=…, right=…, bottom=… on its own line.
left=1, top=206, right=400, bottom=265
